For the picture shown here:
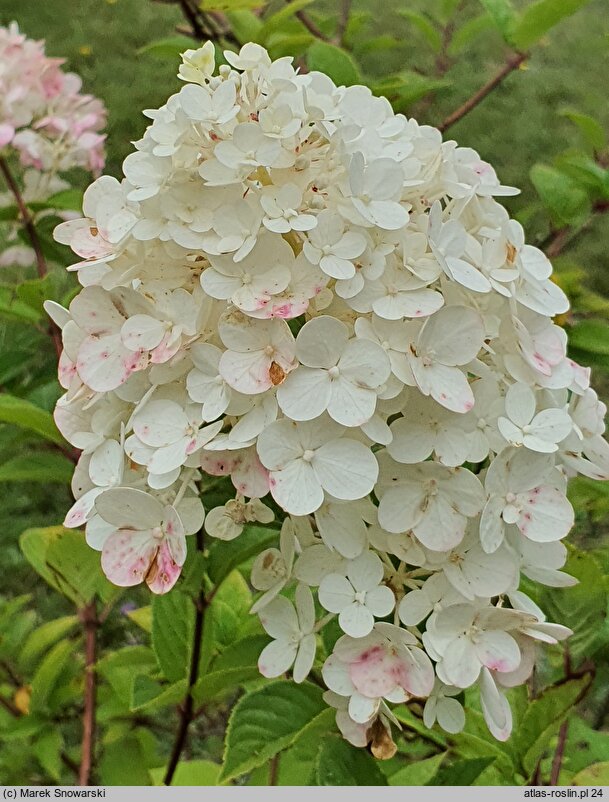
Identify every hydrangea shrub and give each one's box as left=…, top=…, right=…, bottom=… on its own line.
left=48, top=42, right=609, bottom=751
left=0, top=23, right=106, bottom=269
left=0, top=23, right=105, bottom=183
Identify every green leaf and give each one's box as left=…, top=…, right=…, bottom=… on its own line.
left=266, top=31, right=314, bottom=60
left=127, top=605, right=152, bottom=633
left=539, top=547, right=607, bottom=659
left=225, top=9, right=263, bottom=44
left=389, top=753, right=446, bottom=785
left=207, top=524, right=278, bottom=586
left=97, top=646, right=156, bottom=704
left=152, top=590, right=194, bottom=682
left=510, top=676, right=592, bottom=776
left=572, top=762, right=609, bottom=786
left=315, top=734, right=388, bottom=786
left=46, top=528, right=113, bottom=604
left=530, top=163, right=591, bottom=226
left=20, top=526, right=114, bottom=604
left=478, top=0, right=518, bottom=43
left=0, top=204, right=18, bottom=222
left=220, top=680, right=326, bottom=782
left=397, top=10, right=442, bottom=51
left=448, top=15, right=495, bottom=55
left=511, top=0, right=593, bottom=50
left=99, top=735, right=152, bottom=785
left=431, top=757, right=495, bottom=785
left=30, top=639, right=75, bottom=713
left=306, top=42, right=361, bottom=86
left=45, top=189, right=84, bottom=212
left=560, top=109, right=606, bottom=151
left=138, top=36, right=194, bottom=60
left=20, top=615, right=79, bottom=670
left=569, top=320, right=609, bottom=357
left=200, top=0, right=262, bottom=10
left=16, top=274, right=56, bottom=317
left=554, top=153, right=608, bottom=197
left=0, top=452, right=73, bottom=484
left=0, top=286, right=42, bottom=323
left=209, top=570, right=252, bottom=650
left=194, top=634, right=268, bottom=703
left=258, top=0, right=317, bottom=43
left=130, top=676, right=188, bottom=713
left=0, top=394, right=63, bottom=445
left=276, top=708, right=336, bottom=785
left=150, top=760, right=222, bottom=786
left=33, top=729, right=64, bottom=782
left=373, top=71, right=451, bottom=110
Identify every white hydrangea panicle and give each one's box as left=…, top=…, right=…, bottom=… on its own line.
left=51, top=41, right=609, bottom=753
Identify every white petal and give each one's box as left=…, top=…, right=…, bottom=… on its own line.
left=95, top=488, right=164, bottom=529
left=276, top=367, right=331, bottom=420
left=505, top=383, right=535, bottom=428
left=314, top=439, right=378, bottom=500
left=270, top=458, right=324, bottom=515
left=339, top=603, right=375, bottom=637
left=365, top=585, right=395, bottom=617
left=319, top=574, right=355, bottom=613
left=258, top=639, right=297, bottom=678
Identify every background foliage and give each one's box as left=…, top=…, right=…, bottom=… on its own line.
left=0, top=0, right=608, bottom=786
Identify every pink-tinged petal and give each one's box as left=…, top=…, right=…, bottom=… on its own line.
left=231, top=448, right=270, bottom=498
left=146, top=539, right=183, bottom=594
left=150, top=333, right=182, bottom=365
left=101, top=528, right=156, bottom=587
left=219, top=349, right=272, bottom=394
left=349, top=644, right=399, bottom=698
left=64, top=487, right=103, bottom=528
left=77, top=334, right=146, bottom=392
left=0, top=123, right=15, bottom=147
left=394, top=647, right=435, bottom=698
left=474, top=631, right=521, bottom=674
left=517, top=485, right=574, bottom=542
left=199, top=450, right=239, bottom=477
left=163, top=505, right=187, bottom=565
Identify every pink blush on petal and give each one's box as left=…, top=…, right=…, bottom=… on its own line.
left=146, top=540, right=182, bottom=594
left=349, top=645, right=399, bottom=698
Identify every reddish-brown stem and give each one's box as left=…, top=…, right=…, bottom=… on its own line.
left=335, top=0, right=351, bottom=46
left=163, top=529, right=208, bottom=785
left=438, top=51, right=527, bottom=134
left=0, top=156, right=47, bottom=280
left=542, top=200, right=609, bottom=259
left=268, top=753, right=280, bottom=785
left=549, top=719, right=568, bottom=785
left=288, top=0, right=328, bottom=42
left=78, top=601, right=98, bottom=786
left=0, top=156, right=63, bottom=357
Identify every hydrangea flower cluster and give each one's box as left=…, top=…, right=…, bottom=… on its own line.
left=48, top=42, right=609, bottom=750
left=0, top=23, right=106, bottom=185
